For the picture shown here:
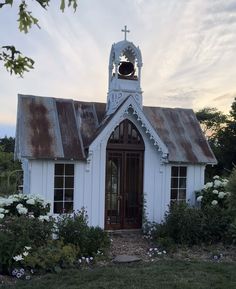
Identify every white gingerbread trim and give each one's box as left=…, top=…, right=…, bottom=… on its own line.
left=89, top=95, right=169, bottom=159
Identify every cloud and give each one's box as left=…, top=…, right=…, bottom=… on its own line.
left=0, top=0, right=236, bottom=136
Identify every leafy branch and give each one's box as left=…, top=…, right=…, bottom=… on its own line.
left=0, top=0, right=78, bottom=76
left=0, top=46, right=34, bottom=77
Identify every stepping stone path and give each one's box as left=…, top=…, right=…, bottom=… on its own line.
left=113, top=255, right=141, bottom=263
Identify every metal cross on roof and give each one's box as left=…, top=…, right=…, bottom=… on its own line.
left=122, top=25, right=130, bottom=41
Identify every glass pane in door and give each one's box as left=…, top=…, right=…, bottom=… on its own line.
left=124, top=152, right=142, bottom=228
left=106, top=153, right=122, bottom=227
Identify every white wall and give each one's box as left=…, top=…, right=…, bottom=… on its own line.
left=24, top=124, right=206, bottom=228
left=186, top=164, right=206, bottom=204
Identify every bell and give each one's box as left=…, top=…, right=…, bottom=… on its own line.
left=118, top=61, right=134, bottom=76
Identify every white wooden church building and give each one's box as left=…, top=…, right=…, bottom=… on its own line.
left=15, top=28, right=216, bottom=230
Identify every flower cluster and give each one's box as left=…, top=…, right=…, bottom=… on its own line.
left=11, top=267, right=32, bottom=280
left=78, top=256, right=94, bottom=266
left=196, top=175, right=230, bottom=208
left=0, top=193, right=50, bottom=219
left=147, top=247, right=167, bottom=260
left=96, top=249, right=104, bottom=256
left=212, top=253, right=224, bottom=262
left=13, top=246, right=32, bottom=263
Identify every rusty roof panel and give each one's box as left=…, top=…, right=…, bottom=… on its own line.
left=55, top=99, right=84, bottom=160
left=17, top=95, right=64, bottom=159
left=74, top=101, right=99, bottom=147
left=143, top=106, right=217, bottom=164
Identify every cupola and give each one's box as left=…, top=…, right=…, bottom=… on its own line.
left=106, top=26, right=143, bottom=115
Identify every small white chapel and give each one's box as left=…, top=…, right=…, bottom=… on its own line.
left=15, top=27, right=216, bottom=230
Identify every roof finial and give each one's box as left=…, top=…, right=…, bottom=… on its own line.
left=122, top=25, right=130, bottom=41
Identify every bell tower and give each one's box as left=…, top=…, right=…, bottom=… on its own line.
left=106, top=26, right=143, bottom=115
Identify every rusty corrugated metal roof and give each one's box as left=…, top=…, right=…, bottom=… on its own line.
left=15, top=94, right=216, bottom=164
left=143, top=106, right=216, bottom=164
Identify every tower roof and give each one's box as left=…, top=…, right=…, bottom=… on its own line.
left=109, top=40, right=142, bottom=67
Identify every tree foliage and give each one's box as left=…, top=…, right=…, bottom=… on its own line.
left=216, top=98, right=236, bottom=172
left=0, top=136, right=15, bottom=153
left=0, top=0, right=78, bottom=76
left=196, top=107, right=227, bottom=141
left=0, top=137, right=22, bottom=195
left=196, top=98, right=236, bottom=177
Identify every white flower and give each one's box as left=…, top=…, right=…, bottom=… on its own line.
left=23, top=251, right=29, bottom=257
left=214, top=180, right=222, bottom=188
left=0, top=197, right=14, bottom=206
left=16, top=204, right=28, bottom=215
left=86, top=257, right=89, bottom=263
left=213, top=175, right=220, bottom=179
left=90, top=257, right=93, bottom=261
left=163, top=250, right=167, bottom=254
left=0, top=208, right=5, bottom=213
left=197, top=196, right=203, bottom=202
left=204, top=182, right=213, bottom=189
left=222, top=180, right=228, bottom=187
left=212, top=190, right=219, bottom=194
left=26, top=199, right=35, bottom=205
left=38, top=215, right=50, bottom=222
left=13, top=255, right=24, bottom=262
left=0, top=213, right=4, bottom=219
left=24, top=246, right=31, bottom=250
left=218, top=192, right=226, bottom=199
left=12, top=269, right=18, bottom=276
left=211, top=200, right=218, bottom=206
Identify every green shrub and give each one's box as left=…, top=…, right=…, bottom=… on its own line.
left=227, top=168, right=236, bottom=214
left=0, top=215, right=54, bottom=274
left=144, top=202, right=233, bottom=247
left=201, top=206, right=232, bottom=244
left=86, top=227, right=111, bottom=256
left=164, top=202, right=204, bottom=246
left=57, top=209, right=110, bottom=256
left=23, top=240, right=79, bottom=273
left=56, top=209, right=89, bottom=252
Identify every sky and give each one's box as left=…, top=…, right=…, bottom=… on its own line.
left=0, top=0, right=236, bottom=137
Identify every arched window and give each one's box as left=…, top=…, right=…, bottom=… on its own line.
left=107, top=119, right=144, bottom=150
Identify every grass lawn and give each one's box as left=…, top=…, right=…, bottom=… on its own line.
left=1, top=260, right=236, bottom=289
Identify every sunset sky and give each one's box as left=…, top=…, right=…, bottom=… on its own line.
left=0, top=0, right=236, bottom=137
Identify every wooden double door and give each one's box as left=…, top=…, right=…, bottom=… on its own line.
left=105, top=119, right=144, bottom=230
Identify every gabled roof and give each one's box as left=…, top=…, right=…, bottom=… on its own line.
left=15, top=94, right=217, bottom=164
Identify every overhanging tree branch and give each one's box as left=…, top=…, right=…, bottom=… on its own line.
left=0, top=0, right=78, bottom=76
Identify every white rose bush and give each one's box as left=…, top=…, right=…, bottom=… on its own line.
left=0, top=193, right=110, bottom=276
left=0, top=193, right=50, bottom=218
left=0, top=193, right=53, bottom=275
left=196, top=175, right=230, bottom=209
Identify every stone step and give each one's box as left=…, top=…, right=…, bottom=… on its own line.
left=113, top=255, right=141, bottom=263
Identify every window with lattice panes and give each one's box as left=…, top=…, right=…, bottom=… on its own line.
left=170, top=166, right=187, bottom=202
left=54, top=164, right=74, bottom=213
